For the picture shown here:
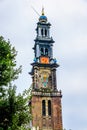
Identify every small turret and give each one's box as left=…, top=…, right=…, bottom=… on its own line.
left=39, top=8, right=47, bottom=23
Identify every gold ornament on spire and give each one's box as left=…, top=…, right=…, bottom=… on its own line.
left=42, top=7, right=44, bottom=15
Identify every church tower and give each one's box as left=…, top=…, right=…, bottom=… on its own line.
left=30, top=8, right=63, bottom=130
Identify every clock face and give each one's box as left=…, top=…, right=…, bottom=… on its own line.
left=40, top=57, right=49, bottom=64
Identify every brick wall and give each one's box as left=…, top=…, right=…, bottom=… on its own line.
left=31, top=95, right=63, bottom=130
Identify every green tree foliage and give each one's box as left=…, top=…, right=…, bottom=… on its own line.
left=0, top=36, right=32, bottom=130
left=0, top=84, right=32, bottom=130
left=0, top=36, right=21, bottom=87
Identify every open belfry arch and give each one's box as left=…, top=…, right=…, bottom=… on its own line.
left=29, top=8, right=63, bottom=130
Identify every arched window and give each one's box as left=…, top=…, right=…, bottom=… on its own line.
left=45, top=48, right=48, bottom=56
left=42, top=100, right=46, bottom=116
left=48, top=100, right=51, bottom=116
left=45, top=29, right=47, bottom=36
left=41, top=29, right=43, bottom=36
left=41, top=48, right=44, bottom=55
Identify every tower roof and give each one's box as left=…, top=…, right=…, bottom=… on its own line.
left=39, top=8, right=47, bottom=23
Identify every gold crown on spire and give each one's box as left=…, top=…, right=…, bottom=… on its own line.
left=42, top=7, right=44, bottom=15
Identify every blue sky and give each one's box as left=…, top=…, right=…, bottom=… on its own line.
left=0, top=0, right=87, bottom=130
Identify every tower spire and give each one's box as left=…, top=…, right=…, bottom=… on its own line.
left=30, top=10, right=63, bottom=130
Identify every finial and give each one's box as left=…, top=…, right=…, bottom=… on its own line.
left=42, top=7, right=44, bottom=15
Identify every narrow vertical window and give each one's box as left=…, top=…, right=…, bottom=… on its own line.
left=45, top=29, right=47, bottom=36
left=48, top=100, right=51, bottom=116
left=41, top=29, right=43, bottom=36
left=41, top=48, right=44, bottom=55
left=42, top=100, right=46, bottom=116
left=45, top=48, right=48, bottom=56
left=37, top=28, right=38, bottom=35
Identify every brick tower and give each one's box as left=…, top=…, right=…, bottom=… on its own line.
left=30, top=8, right=63, bottom=130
